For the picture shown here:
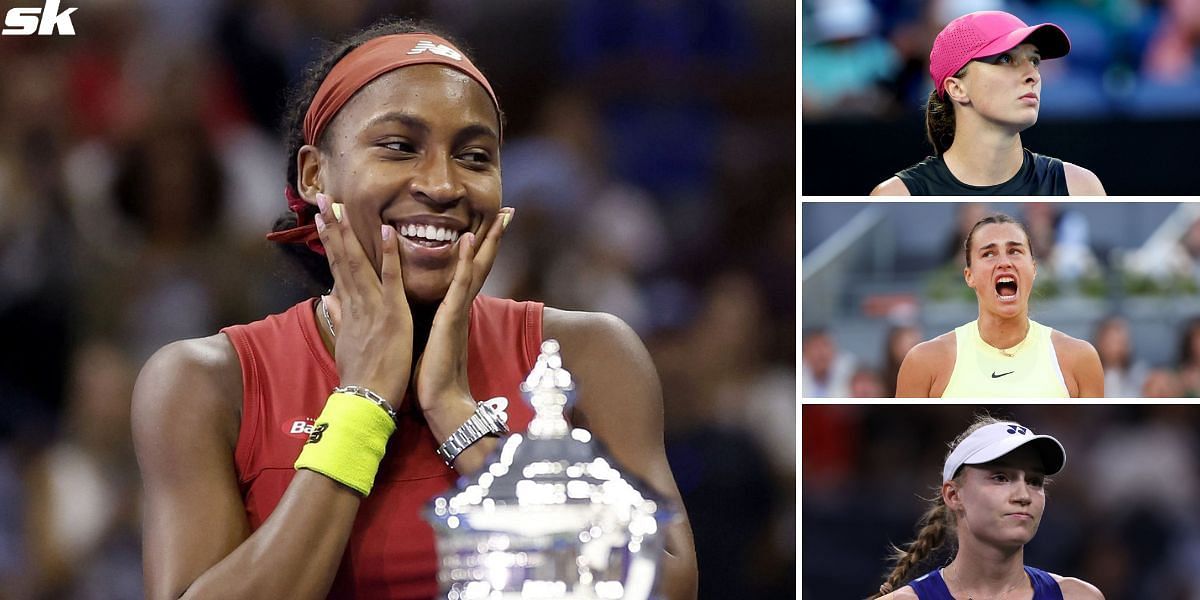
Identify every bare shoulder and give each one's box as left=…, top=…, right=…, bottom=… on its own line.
left=540, top=306, right=660, bottom=439
left=542, top=304, right=647, bottom=371
left=878, top=585, right=919, bottom=600
left=1052, top=574, right=1105, bottom=600
left=132, top=333, right=243, bottom=455
left=1050, top=329, right=1096, bottom=357
left=1050, top=330, right=1104, bottom=397
left=903, top=331, right=957, bottom=371
left=1063, top=162, right=1106, bottom=196
left=870, top=176, right=911, bottom=196
left=542, top=307, right=647, bottom=361
left=895, top=331, right=955, bottom=397
left=1050, top=330, right=1102, bottom=369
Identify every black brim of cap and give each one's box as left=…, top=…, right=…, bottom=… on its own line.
left=976, top=23, right=1072, bottom=62
left=1026, top=436, right=1066, bottom=476
left=1021, top=24, right=1071, bottom=59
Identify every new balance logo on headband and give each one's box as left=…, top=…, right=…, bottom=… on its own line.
left=407, top=40, right=463, bottom=61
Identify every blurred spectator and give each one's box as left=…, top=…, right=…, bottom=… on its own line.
left=802, top=328, right=856, bottom=397
left=849, top=366, right=885, bottom=397
left=1184, top=217, right=1200, bottom=280
left=74, top=113, right=239, bottom=362
left=882, top=323, right=923, bottom=397
left=1143, top=368, right=1186, bottom=397
left=1087, top=406, right=1200, bottom=521
left=941, top=202, right=989, bottom=265
left=1178, top=317, right=1200, bottom=396
left=1083, top=406, right=1200, bottom=598
left=656, top=271, right=795, bottom=599
left=24, top=340, right=142, bottom=599
left=688, top=271, right=795, bottom=478
left=0, top=444, right=30, bottom=598
left=1022, top=203, right=1102, bottom=285
left=801, top=0, right=900, bottom=116
left=1144, top=0, right=1200, bottom=82
left=1093, top=315, right=1150, bottom=398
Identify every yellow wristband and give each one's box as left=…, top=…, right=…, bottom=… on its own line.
left=294, top=392, right=397, bottom=496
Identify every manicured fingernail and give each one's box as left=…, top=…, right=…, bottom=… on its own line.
left=316, top=193, right=328, bottom=212
left=501, top=208, right=513, bottom=230
left=331, top=203, right=343, bottom=222
left=315, top=213, right=326, bottom=231
left=381, top=224, right=391, bottom=240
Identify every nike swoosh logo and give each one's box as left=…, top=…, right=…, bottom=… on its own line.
left=992, top=371, right=1014, bottom=378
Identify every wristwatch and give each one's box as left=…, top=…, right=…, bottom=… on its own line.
left=436, top=397, right=510, bottom=466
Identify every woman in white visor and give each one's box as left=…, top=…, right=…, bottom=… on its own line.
left=871, top=416, right=1103, bottom=600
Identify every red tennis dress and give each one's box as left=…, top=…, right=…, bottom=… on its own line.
left=221, top=295, right=542, bottom=599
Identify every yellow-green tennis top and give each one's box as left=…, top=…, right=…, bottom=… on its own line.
left=941, top=319, right=1070, bottom=398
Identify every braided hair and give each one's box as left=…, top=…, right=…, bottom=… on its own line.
left=868, top=415, right=1005, bottom=598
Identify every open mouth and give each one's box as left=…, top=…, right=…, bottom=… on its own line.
left=995, top=275, right=1018, bottom=298
left=398, top=223, right=463, bottom=248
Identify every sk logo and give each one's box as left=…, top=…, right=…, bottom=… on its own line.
left=2, top=0, right=77, bottom=36
left=307, top=423, right=328, bottom=444
left=1006, top=425, right=1028, bottom=435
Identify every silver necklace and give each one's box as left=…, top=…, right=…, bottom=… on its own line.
left=320, top=295, right=336, bottom=340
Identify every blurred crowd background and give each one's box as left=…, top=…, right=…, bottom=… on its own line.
left=802, top=404, right=1200, bottom=599
left=801, top=0, right=1200, bottom=194
left=0, top=1, right=796, bottom=598
left=803, top=202, right=1200, bottom=398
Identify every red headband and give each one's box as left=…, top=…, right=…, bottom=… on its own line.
left=268, top=33, right=501, bottom=254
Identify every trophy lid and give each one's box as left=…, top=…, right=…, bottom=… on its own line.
left=427, top=340, right=674, bottom=535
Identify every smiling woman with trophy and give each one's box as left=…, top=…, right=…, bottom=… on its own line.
left=132, top=17, right=697, bottom=600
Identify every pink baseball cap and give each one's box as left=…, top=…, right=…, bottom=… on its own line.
left=930, top=11, right=1071, bottom=98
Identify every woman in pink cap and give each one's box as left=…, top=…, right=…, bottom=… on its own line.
left=870, top=416, right=1103, bottom=600
left=132, top=17, right=697, bottom=600
left=871, top=11, right=1106, bottom=196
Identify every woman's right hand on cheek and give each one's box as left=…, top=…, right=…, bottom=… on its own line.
left=315, top=192, right=414, bottom=410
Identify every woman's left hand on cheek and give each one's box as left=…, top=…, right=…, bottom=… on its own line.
left=414, top=207, right=514, bottom=413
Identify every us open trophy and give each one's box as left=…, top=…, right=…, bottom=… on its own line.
left=425, top=340, right=675, bottom=600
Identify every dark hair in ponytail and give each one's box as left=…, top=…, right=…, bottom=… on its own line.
left=271, top=17, right=487, bottom=288
left=868, top=415, right=1004, bottom=598
left=924, top=65, right=969, bottom=156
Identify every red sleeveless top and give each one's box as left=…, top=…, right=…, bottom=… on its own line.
left=221, top=295, right=542, bottom=599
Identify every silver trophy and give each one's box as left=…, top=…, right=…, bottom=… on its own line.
left=425, top=340, right=675, bottom=600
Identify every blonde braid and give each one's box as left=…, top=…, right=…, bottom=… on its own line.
left=868, top=499, right=952, bottom=598
left=869, top=414, right=1004, bottom=598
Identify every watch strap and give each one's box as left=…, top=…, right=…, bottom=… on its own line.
left=436, top=397, right=510, bottom=466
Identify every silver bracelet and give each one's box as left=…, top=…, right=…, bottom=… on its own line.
left=333, top=385, right=397, bottom=421
left=436, top=397, right=510, bottom=466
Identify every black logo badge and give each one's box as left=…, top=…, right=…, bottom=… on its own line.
left=307, top=423, right=328, bottom=444
left=991, top=371, right=1014, bottom=379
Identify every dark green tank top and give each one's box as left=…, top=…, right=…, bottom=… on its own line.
left=896, top=149, right=1068, bottom=195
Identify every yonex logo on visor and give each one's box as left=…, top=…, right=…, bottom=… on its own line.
left=1007, top=425, right=1028, bottom=435
left=408, top=40, right=463, bottom=60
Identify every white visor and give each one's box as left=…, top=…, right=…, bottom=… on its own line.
left=942, top=422, right=1066, bottom=483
